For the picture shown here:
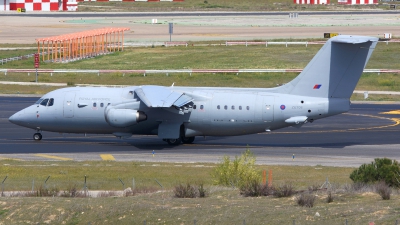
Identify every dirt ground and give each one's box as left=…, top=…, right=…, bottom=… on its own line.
left=0, top=12, right=400, bottom=44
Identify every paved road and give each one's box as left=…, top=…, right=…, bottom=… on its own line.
left=1, top=11, right=400, bottom=17
left=1, top=96, right=400, bottom=167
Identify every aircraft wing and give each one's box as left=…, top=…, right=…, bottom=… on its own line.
left=134, top=85, right=193, bottom=108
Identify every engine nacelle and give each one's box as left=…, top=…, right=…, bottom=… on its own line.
left=105, top=109, right=147, bottom=128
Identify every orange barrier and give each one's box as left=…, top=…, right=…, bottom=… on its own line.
left=36, top=27, right=130, bottom=62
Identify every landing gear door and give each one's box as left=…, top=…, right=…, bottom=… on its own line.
left=64, top=92, right=75, bottom=118
left=158, top=122, right=181, bottom=139
left=262, top=96, right=274, bottom=122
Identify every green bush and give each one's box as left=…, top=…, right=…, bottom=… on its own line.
left=212, top=149, right=261, bottom=189
left=350, top=158, right=400, bottom=187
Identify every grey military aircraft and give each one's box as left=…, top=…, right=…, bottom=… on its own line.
left=9, top=35, right=378, bottom=145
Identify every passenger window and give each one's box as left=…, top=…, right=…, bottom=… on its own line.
left=35, top=98, right=43, bottom=104
left=200, top=105, right=204, bottom=110
left=93, top=102, right=97, bottom=107
left=246, top=106, right=250, bottom=110
left=48, top=98, right=54, bottom=106
left=193, top=105, right=197, bottom=109
left=231, top=106, right=235, bottom=110
left=100, top=103, right=104, bottom=107
left=239, top=106, right=242, bottom=110
left=40, top=99, right=49, bottom=106
left=224, top=105, right=227, bottom=110
left=217, top=105, right=220, bottom=110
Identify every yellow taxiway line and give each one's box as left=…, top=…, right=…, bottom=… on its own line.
left=100, top=154, right=115, bottom=161
left=380, top=110, right=400, bottom=115
left=34, top=154, right=72, bottom=161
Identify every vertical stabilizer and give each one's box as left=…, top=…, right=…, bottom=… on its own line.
left=275, top=35, right=378, bottom=98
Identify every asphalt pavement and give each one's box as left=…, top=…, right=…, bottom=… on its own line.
left=1, top=96, right=400, bottom=167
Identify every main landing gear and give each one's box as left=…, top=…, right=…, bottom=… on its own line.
left=165, top=136, right=196, bottom=146
left=33, top=133, right=42, bottom=141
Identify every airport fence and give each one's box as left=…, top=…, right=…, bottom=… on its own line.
left=1, top=68, right=400, bottom=77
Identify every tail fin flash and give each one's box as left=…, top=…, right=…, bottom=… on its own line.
left=276, top=35, right=378, bottom=98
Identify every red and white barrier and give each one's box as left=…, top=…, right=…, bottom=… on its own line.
left=76, top=0, right=183, bottom=2
left=294, top=0, right=329, bottom=4
left=337, top=0, right=377, bottom=4
left=9, top=0, right=59, bottom=11
left=1, top=0, right=10, bottom=11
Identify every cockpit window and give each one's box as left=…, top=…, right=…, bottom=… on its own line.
left=40, top=99, right=49, bottom=106
left=48, top=98, right=54, bottom=106
left=35, top=98, right=43, bottom=104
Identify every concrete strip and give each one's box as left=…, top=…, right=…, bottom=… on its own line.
left=0, top=81, right=67, bottom=86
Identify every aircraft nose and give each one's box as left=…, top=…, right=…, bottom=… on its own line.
left=9, top=112, right=21, bottom=125
left=9, top=111, right=26, bottom=126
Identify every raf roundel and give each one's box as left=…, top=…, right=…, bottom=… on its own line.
left=280, top=105, right=286, bottom=110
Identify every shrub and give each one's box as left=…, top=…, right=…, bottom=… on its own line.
left=174, top=183, right=206, bottom=198
left=198, top=184, right=206, bottom=198
left=375, top=182, right=392, bottom=200
left=350, top=158, right=400, bottom=187
left=212, top=149, right=261, bottom=189
left=274, top=183, right=295, bottom=198
left=240, top=181, right=274, bottom=197
left=326, top=192, right=334, bottom=203
left=297, top=194, right=316, bottom=208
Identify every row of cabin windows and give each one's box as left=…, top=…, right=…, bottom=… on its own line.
left=36, top=98, right=54, bottom=107
left=93, top=103, right=111, bottom=108
left=193, top=105, right=250, bottom=110
left=217, top=105, right=250, bottom=110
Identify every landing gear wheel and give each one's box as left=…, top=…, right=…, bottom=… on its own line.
left=33, top=133, right=42, bottom=141
left=181, top=136, right=195, bottom=144
left=167, top=138, right=181, bottom=146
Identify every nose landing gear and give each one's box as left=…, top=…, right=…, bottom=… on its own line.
left=33, top=128, right=42, bottom=141
left=33, top=133, right=42, bottom=141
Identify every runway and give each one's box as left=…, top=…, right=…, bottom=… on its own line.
left=1, top=96, right=400, bottom=167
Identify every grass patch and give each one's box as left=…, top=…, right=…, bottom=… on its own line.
left=0, top=160, right=398, bottom=224
left=76, top=0, right=387, bottom=12
left=1, top=42, right=400, bottom=96
left=0, top=160, right=355, bottom=191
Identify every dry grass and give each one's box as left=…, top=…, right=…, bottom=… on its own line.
left=0, top=188, right=398, bottom=224
left=76, top=0, right=387, bottom=12
left=0, top=160, right=399, bottom=224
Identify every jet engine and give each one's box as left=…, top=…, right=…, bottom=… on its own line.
left=105, top=108, right=147, bottom=127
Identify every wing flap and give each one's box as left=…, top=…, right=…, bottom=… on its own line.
left=135, top=85, right=193, bottom=108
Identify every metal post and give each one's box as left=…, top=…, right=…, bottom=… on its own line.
left=44, top=176, right=50, bottom=189
left=1, top=176, right=7, bottom=197
left=35, top=68, right=38, bottom=83
left=118, top=178, right=125, bottom=190
left=155, top=179, right=163, bottom=188
left=345, top=219, right=348, bottom=225
left=32, top=179, right=34, bottom=192
left=132, top=178, right=135, bottom=190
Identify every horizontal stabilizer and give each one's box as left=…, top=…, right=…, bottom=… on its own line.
left=135, top=85, right=193, bottom=108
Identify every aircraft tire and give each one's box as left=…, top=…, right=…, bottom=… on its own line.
left=181, top=136, right=195, bottom=144
left=167, top=138, right=181, bottom=145
left=33, top=133, right=42, bottom=141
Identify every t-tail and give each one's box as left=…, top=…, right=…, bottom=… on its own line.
left=275, top=35, right=378, bottom=99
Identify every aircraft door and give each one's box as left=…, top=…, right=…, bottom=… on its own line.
left=63, top=92, right=75, bottom=118
left=262, top=96, right=274, bottom=122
